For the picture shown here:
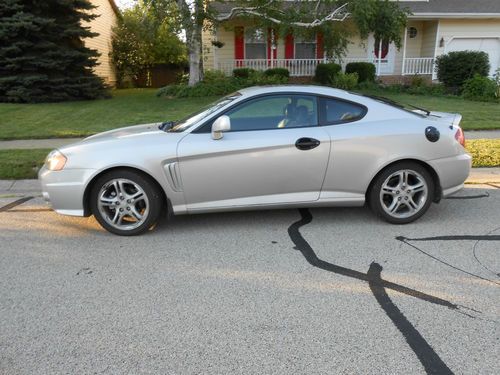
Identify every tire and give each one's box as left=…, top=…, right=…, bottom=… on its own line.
left=90, top=169, right=164, bottom=236
left=368, top=162, right=434, bottom=224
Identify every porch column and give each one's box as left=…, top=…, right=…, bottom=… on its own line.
left=213, top=27, right=218, bottom=72
left=401, top=27, right=407, bottom=75
left=377, top=39, right=382, bottom=76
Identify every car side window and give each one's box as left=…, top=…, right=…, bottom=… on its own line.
left=320, top=97, right=366, bottom=125
left=224, top=95, right=318, bottom=132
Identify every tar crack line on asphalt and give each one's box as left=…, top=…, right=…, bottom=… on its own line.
left=398, top=233, right=500, bottom=286
left=288, top=208, right=477, bottom=313
left=445, top=192, right=490, bottom=200
left=367, top=263, right=453, bottom=375
left=288, top=208, right=480, bottom=374
left=472, top=227, right=500, bottom=278
left=0, top=196, right=34, bottom=212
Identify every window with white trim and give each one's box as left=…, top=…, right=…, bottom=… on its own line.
left=295, top=36, right=316, bottom=59
left=245, top=28, right=266, bottom=59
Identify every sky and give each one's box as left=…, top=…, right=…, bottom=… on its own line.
left=114, top=0, right=135, bottom=9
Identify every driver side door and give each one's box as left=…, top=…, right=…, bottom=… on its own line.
left=176, top=94, right=331, bottom=212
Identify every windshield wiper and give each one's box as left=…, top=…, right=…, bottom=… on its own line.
left=159, top=121, right=175, bottom=131
left=363, top=94, right=405, bottom=108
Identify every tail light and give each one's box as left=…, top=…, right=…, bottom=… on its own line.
left=455, top=128, right=465, bottom=148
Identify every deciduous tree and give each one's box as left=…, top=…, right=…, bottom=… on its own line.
left=111, top=2, right=186, bottom=85
left=146, top=0, right=409, bottom=86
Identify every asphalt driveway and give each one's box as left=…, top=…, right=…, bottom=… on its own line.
left=0, top=187, right=499, bottom=374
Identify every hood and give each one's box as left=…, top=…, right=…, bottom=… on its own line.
left=81, top=123, right=163, bottom=143
left=56, top=122, right=185, bottom=170
left=56, top=122, right=181, bottom=157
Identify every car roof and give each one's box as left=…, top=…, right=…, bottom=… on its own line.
left=236, top=85, right=370, bottom=104
left=237, top=85, right=346, bottom=96
left=235, top=85, right=423, bottom=121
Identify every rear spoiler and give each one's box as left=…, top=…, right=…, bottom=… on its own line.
left=411, top=109, right=463, bottom=127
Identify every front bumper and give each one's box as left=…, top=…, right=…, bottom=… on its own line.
left=428, top=153, right=472, bottom=198
left=38, top=166, right=97, bottom=216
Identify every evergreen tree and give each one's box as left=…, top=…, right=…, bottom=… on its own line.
left=0, top=0, right=109, bottom=103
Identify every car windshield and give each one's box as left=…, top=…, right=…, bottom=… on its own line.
left=167, top=94, right=240, bottom=133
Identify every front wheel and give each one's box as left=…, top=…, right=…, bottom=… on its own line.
left=369, top=162, right=434, bottom=224
left=90, top=170, right=163, bottom=236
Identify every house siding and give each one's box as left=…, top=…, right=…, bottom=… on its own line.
left=202, top=13, right=500, bottom=78
left=420, top=21, right=438, bottom=57
left=204, top=20, right=312, bottom=72
left=84, top=0, right=118, bottom=86
left=436, top=19, right=500, bottom=57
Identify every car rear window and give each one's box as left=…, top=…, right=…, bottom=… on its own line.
left=319, top=97, right=366, bottom=124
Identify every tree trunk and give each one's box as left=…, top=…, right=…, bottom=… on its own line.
left=187, top=24, right=203, bottom=86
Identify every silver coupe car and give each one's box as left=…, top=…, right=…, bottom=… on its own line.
left=39, top=86, right=471, bottom=235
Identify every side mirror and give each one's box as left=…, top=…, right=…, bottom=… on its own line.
left=211, top=115, right=231, bottom=140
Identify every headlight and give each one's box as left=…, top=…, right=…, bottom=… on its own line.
left=45, top=150, right=67, bottom=171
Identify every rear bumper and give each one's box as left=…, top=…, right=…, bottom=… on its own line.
left=38, top=166, right=96, bottom=216
left=428, top=153, right=472, bottom=198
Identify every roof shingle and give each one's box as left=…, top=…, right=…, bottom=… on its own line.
left=213, top=1, right=500, bottom=17
left=400, top=0, right=500, bottom=14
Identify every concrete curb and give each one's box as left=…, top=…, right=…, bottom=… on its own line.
left=1, top=168, right=499, bottom=196
left=0, top=180, right=41, bottom=196
left=465, top=168, right=500, bottom=184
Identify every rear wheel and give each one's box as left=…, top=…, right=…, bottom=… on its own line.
left=369, top=162, right=434, bottom=224
left=90, top=170, right=163, bottom=236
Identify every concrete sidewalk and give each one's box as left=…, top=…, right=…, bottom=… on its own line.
left=0, top=130, right=499, bottom=150
left=465, top=130, right=500, bottom=139
left=0, top=138, right=83, bottom=150
left=1, top=168, right=499, bottom=196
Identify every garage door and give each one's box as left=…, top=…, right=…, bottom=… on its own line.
left=447, top=38, right=500, bottom=77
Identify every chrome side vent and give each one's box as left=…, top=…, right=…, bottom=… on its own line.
left=164, top=162, right=183, bottom=192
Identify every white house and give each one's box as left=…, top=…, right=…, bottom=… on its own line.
left=202, top=0, right=500, bottom=80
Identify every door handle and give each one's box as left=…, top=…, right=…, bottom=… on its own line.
left=295, top=137, right=321, bottom=150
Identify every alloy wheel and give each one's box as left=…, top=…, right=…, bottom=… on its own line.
left=96, top=178, right=150, bottom=231
left=379, top=169, right=428, bottom=219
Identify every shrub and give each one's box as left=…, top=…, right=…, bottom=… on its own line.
left=251, top=70, right=288, bottom=85
left=462, top=74, right=498, bottom=102
left=356, top=81, right=380, bottom=91
left=157, top=79, right=242, bottom=98
left=203, top=70, right=227, bottom=83
left=435, top=51, right=490, bottom=91
left=345, top=62, right=376, bottom=83
left=407, top=83, right=447, bottom=96
left=330, top=72, right=358, bottom=91
left=158, top=67, right=292, bottom=98
left=263, top=68, right=290, bottom=79
left=178, top=72, right=189, bottom=85
left=410, top=75, right=426, bottom=88
left=467, top=139, right=500, bottom=168
left=495, top=68, right=500, bottom=98
left=233, top=68, right=255, bottom=79
left=314, top=63, right=342, bottom=85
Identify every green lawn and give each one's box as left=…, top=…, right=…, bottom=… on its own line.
left=0, top=88, right=499, bottom=140
left=0, top=149, right=50, bottom=179
left=0, top=89, right=218, bottom=140
left=0, top=140, right=498, bottom=180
